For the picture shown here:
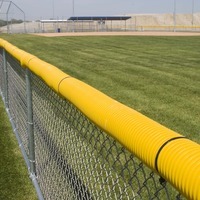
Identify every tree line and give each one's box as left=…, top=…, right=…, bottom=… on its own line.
left=0, top=19, right=23, bottom=27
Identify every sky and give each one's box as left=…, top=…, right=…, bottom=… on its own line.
left=1, top=0, right=200, bottom=20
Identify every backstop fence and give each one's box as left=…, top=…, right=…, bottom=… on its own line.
left=0, top=39, right=199, bottom=200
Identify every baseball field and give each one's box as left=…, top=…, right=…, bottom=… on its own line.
left=0, top=32, right=200, bottom=198
left=1, top=33, right=199, bottom=142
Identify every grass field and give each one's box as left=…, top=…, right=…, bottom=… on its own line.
left=2, top=33, right=199, bottom=143
left=1, top=34, right=199, bottom=144
left=0, top=34, right=199, bottom=199
left=0, top=98, right=37, bottom=199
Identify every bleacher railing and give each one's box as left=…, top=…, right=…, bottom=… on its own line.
left=0, top=39, right=199, bottom=200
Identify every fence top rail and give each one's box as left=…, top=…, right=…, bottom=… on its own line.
left=0, top=38, right=199, bottom=200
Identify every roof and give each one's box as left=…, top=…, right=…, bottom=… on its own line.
left=68, top=16, right=131, bottom=21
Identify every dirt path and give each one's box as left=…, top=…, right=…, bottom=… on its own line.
left=33, top=31, right=200, bottom=37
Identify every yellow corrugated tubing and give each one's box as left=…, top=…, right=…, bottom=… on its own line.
left=0, top=39, right=199, bottom=200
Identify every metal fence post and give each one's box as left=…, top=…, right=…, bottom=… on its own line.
left=3, top=49, right=9, bottom=109
left=26, top=68, right=44, bottom=200
left=25, top=68, right=36, bottom=176
left=1, top=46, right=44, bottom=199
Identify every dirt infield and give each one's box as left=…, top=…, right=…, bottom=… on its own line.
left=33, top=31, right=200, bottom=37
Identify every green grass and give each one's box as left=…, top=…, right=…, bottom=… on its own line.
left=0, top=34, right=200, bottom=144
left=0, top=34, right=199, bottom=199
left=0, top=98, right=37, bottom=200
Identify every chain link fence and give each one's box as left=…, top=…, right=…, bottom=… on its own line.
left=0, top=47, right=189, bottom=199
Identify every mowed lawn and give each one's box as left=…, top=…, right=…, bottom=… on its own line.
left=1, top=34, right=200, bottom=145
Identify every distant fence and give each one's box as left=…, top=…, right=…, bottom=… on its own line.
left=36, top=22, right=200, bottom=33
left=0, top=39, right=200, bottom=200
left=1, top=21, right=200, bottom=33
left=0, top=0, right=26, bottom=33
left=135, top=25, right=200, bottom=32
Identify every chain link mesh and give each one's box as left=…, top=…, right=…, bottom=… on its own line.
left=0, top=49, right=186, bottom=200
left=6, top=53, right=29, bottom=155
left=0, top=50, right=4, bottom=95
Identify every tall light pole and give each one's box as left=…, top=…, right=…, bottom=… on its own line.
left=72, top=0, right=74, bottom=16
left=173, top=0, right=176, bottom=32
left=72, top=0, right=75, bottom=32
left=52, top=0, right=54, bottom=19
left=192, top=0, right=194, bottom=26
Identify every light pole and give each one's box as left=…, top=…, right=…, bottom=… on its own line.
left=52, top=0, right=54, bottom=19
left=192, top=0, right=194, bottom=26
left=72, top=0, right=75, bottom=32
left=173, top=0, right=176, bottom=32
left=72, top=0, right=74, bottom=16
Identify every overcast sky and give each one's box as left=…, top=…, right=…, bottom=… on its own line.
left=2, top=0, right=200, bottom=20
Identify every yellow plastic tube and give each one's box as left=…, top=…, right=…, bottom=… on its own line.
left=1, top=39, right=200, bottom=199
left=157, top=139, right=200, bottom=199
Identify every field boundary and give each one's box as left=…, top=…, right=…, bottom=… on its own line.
left=33, top=31, right=200, bottom=37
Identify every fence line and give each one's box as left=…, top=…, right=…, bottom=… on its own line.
left=2, top=21, right=200, bottom=34
left=0, top=39, right=199, bottom=199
